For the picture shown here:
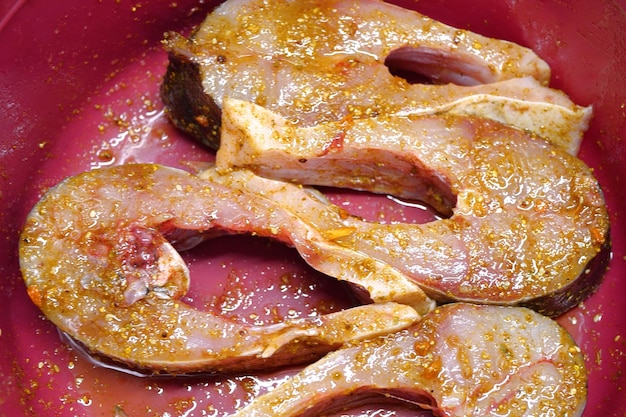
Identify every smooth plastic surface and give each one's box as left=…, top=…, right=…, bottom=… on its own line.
left=0, top=0, right=624, bottom=415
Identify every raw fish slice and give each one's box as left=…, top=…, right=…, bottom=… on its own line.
left=19, top=164, right=423, bottom=374
left=215, top=98, right=610, bottom=316
left=161, top=0, right=590, bottom=153
left=229, top=303, right=587, bottom=417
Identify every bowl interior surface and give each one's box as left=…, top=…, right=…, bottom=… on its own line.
left=0, top=0, right=625, bottom=415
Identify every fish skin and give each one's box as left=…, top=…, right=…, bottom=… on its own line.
left=161, top=0, right=590, bottom=153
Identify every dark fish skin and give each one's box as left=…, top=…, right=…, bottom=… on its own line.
left=160, top=0, right=593, bottom=151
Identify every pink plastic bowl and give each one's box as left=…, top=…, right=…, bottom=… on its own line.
left=1, top=0, right=625, bottom=415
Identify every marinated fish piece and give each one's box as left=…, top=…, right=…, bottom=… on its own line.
left=229, top=303, right=587, bottom=417
left=19, top=164, right=423, bottom=374
left=215, top=98, right=610, bottom=316
left=161, top=0, right=590, bottom=153
left=197, top=167, right=435, bottom=312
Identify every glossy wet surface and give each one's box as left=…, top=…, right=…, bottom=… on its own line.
left=1, top=0, right=625, bottom=415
